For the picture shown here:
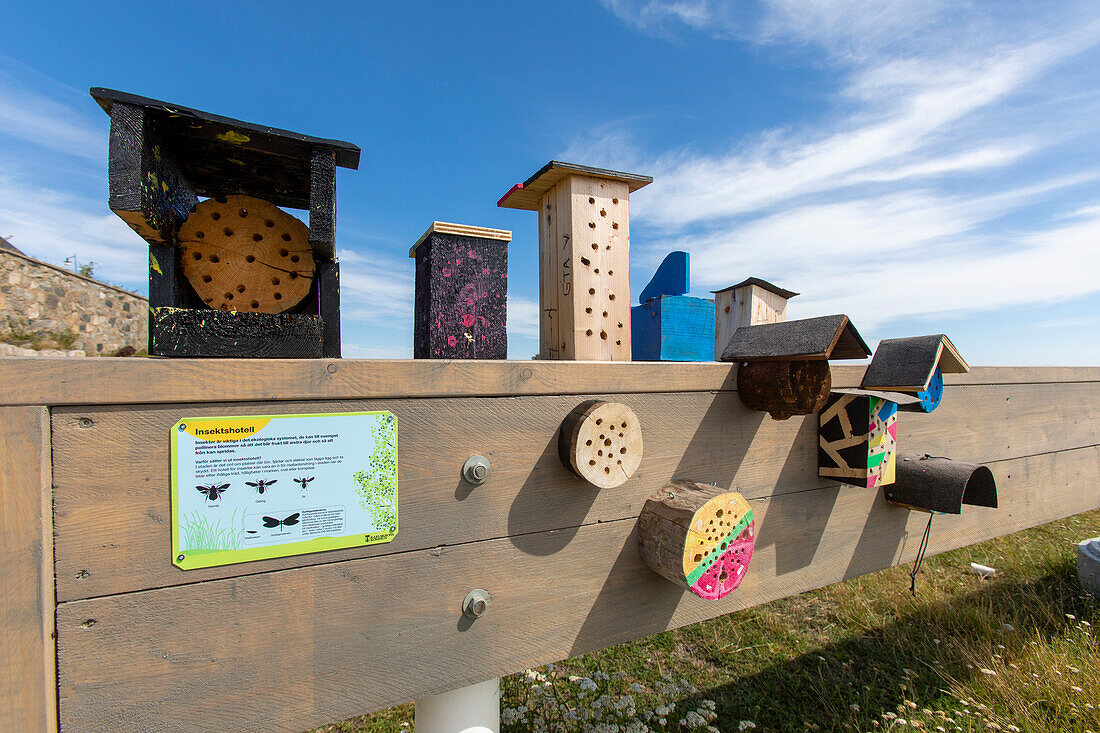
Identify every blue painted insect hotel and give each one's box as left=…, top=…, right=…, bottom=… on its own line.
left=630, top=251, right=715, bottom=361
left=91, top=88, right=360, bottom=358
left=860, top=334, right=970, bottom=412
left=410, top=222, right=511, bottom=359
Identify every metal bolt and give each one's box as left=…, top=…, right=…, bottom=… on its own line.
left=462, top=455, right=491, bottom=485
left=463, top=589, right=490, bottom=619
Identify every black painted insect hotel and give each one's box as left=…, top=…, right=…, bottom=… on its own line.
left=91, top=88, right=360, bottom=358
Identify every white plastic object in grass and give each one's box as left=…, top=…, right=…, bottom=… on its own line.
left=970, top=562, right=996, bottom=577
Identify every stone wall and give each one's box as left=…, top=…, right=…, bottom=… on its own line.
left=0, top=249, right=147, bottom=355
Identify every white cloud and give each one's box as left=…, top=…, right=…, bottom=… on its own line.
left=508, top=295, right=540, bottom=337
left=0, top=62, right=105, bottom=161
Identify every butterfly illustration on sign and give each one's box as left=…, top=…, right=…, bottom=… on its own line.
left=262, top=513, right=300, bottom=530
left=196, top=484, right=230, bottom=501
left=294, top=477, right=315, bottom=490
left=246, top=478, right=277, bottom=495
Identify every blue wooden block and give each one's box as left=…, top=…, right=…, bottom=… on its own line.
left=639, top=251, right=689, bottom=303
left=631, top=295, right=714, bottom=361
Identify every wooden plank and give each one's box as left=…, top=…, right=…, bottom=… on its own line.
left=149, top=307, right=323, bottom=358
left=0, top=406, right=57, bottom=732
left=55, top=445, right=1100, bottom=733
left=50, top=380, right=1100, bottom=600
left=1, top=360, right=1098, bottom=407
left=498, top=160, right=652, bottom=211
left=409, top=222, right=511, bottom=256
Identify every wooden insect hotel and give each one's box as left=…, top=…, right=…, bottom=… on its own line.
left=631, top=251, right=715, bottom=361
left=817, top=389, right=919, bottom=488
left=91, top=88, right=359, bottom=358
left=861, top=334, right=970, bottom=413
left=720, top=314, right=871, bottom=419
left=2, top=94, right=1099, bottom=733
left=713, top=277, right=798, bottom=360
left=498, top=161, right=652, bottom=360
left=411, top=222, right=511, bottom=359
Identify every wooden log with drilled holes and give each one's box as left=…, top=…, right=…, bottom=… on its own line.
left=178, top=195, right=314, bottom=312
left=558, top=400, right=643, bottom=488
left=637, top=481, right=756, bottom=599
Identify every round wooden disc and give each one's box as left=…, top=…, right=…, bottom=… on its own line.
left=178, top=194, right=314, bottom=313
left=682, top=492, right=753, bottom=578
left=560, top=401, right=642, bottom=489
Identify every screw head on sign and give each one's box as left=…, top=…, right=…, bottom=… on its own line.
left=462, top=589, right=491, bottom=619
left=462, top=455, right=492, bottom=485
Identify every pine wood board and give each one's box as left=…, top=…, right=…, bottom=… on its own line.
left=409, top=222, right=511, bottom=256
left=0, top=406, right=56, bottom=732
left=54, top=445, right=1100, bottom=733
left=50, top=380, right=1100, bottom=601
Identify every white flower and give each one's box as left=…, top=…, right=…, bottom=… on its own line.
left=683, top=711, right=708, bottom=727
left=738, top=722, right=757, bottom=731
left=655, top=704, right=673, bottom=716
left=979, top=669, right=997, bottom=676
left=1072, top=686, right=1084, bottom=693
left=1002, top=624, right=1014, bottom=631
left=579, top=678, right=597, bottom=692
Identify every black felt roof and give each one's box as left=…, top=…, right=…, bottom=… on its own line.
left=711, top=277, right=799, bottom=299
left=719, top=314, right=870, bottom=362
left=884, top=454, right=998, bottom=514
left=861, top=334, right=968, bottom=391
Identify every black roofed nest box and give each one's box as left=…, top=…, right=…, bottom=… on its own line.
left=861, top=334, right=970, bottom=413
left=719, top=314, right=871, bottom=420
left=885, top=454, right=998, bottom=514
left=91, top=88, right=360, bottom=358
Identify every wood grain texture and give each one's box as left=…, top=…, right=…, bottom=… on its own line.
left=149, top=307, right=323, bottom=359
left=2, top=361, right=1096, bottom=407
left=0, top=406, right=57, bottom=732
left=54, top=445, right=1100, bottom=733
left=50, top=379, right=1100, bottom=601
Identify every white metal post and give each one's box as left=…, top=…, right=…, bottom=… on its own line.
left=414, top=677, right=500, bottom=733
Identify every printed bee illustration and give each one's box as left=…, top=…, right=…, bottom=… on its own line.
left=294, top=476, right=315, bottom=490
left=262, top=513, right=300, bottom=529
left=196, top=484, right=230, bottom=502
left=245, top=478, right=278, bottom=495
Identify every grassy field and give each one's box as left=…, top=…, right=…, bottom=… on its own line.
left=312, top=509, right=1099, bottom=733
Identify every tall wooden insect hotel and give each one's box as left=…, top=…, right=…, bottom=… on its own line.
left=2, top=93, right=1098, bottom=733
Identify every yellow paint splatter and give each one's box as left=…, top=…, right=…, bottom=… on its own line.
left=150, top=253, right=163, bottom=276
left=228, top=158, right=245, bottom=166
left=217, top=131, right=251, bottom=144
left=161, top=181, right=169, bottom=192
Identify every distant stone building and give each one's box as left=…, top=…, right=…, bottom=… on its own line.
left=0, top=236, right=147, bottom=354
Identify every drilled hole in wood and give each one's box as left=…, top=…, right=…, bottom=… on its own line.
left=600, top=331, right=607, bottom=340
left=612, top=198, right=619, bottom=204
left=608, top=293, right=616, bottom=301
left=252, top=234, right=263, bottom=242
left=202, top=275, right=212, bottom=283
left=588, top=197, right=595, bottom=204
left=597, top=450, right=603, bottom=456
left=618, top=322, right=623, bottom=328
left=274, top=292, right=283, bottom=300
left=585, top=307, right=593, bottom=314
left=620, top=446, right=627, bottom=453
left=282, top=233, right=292, bottom=242
left=211, top=212, right=221, bottom=220
left=214, top=195, right=227, bottom=204
left=586, top=329, right=593, bottom=336
left=238, top=208, right=248, bottom=217
left=580, top=257, right=591, bottom=266
left=589, top=459, right=596, bottom=466
left=224, top=292, right=234, bottom=300
left=251, top=301, right=259, bottom=309
left=192, top=252, right=202, bottom=260
left=289, top=272, right=299, bottom=279
left=264, top=219, right=274, bottom=227
left=604, top=467, right=610, bottom=474
left=600, top=208, right=607, bottom=217
left=589, top=222, right=596, bottom=229
left=236, top=284, right=246, bottom=293
left=208, top=254, right=220, bottom=263
left=272, top=277, right=281, bottom=286
left=603, top=311, right=608, bottom=317
left=279, top=248, right=289, bottom=257
left=585, top=439, right=592, bottom=446
left=604, top=438, right=612, bottom=446
left=725, top=305, right=731, bottom=313
left=223, top=227, right=233, bottom=237
left=594, top=268, right=599, bottom=274
left=592, top=243, right=598, bottom=250
left=196, top=231, right=205, bottom=239
left=589, top=288, right=596, bottom=295
left=612, top=222, right=619, bottom=229
left=245, top=255, right=256, bottom=263
left=616, top=340, right=621, bottom=345
left=291, top=255, right=300, bottom=263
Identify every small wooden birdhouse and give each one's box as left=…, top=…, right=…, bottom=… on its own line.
left=410, top=222, right=510, bottom=360
left=631, top=252, right=714, bottom=361
left=91, top=88, right=359, bottom=358
left=498, top=161, right=652, bottom=361
left=719, top=314, right=871, bottom=419
left=861, top=334, right=970, bottom=412
left=884, top=454, right=998, bottom=514
left=818, top=389, right=919, bottom=488
left=712, top=277, right=798, bottom=360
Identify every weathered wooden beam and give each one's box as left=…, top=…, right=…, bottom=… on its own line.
left=0, top=406, right=56, bottom=733
left=149, top=307, right=323, bottom=358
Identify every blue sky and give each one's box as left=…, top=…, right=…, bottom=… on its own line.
left=1, top=1, right=1098, bottom=363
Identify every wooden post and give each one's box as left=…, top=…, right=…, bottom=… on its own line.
left=637, top=481, right=755, bottom=600
left=0, top=406, right=57, bottom=732
left=713, top=278, right=798, bottom=360
left=499, top=162, right=652, bottom=361
left=411, top=222, right=511, bottom=360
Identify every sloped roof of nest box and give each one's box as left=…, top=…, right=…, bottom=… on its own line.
left=90, top=87, right=360, bottom=211
left=861, top=334, right=969, bottom=392
left=497, top=161, right=653, bottom=211
left=720, top=314, right=871, bottom=362
left=711, top=277, right=799, bottom=300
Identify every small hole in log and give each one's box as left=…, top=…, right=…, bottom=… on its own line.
left=271, top=277, right=281, bottom=286
left=588, top=288, right=595, bottom=295
left=274, top=292, right=283, bottom=300
left=238, top=208, right=248, bottom=217
left=211, top=212, right=222, bottom=220
left=602, top=311, right=608, bottom=317
left=612, top=222, right=619, bottom=230
left=588, top=222, right=596, bottom=229
left=252, top=234, right=263, bottom=242
left=290, top=255, right=300, bottom=263
left=600, top=208, right=606, bottom=217
left=282, top=233, right=292, bottom=242
left=586, top=329, right=593, bottom=336
left=724, top=305, right=731, bottom=313
left=694, top=554, right=702, bottom=562
left=619, top=447, right=626, bottom=453
left=608, top=293, right=616, bottom=301
left=223, top=227, right=233, bottom=237
left=237, top=284, right=245, bottom=293
left=192, top=252, right=202, bottom=260
left=604, top=438, right=611, bottom=446
left=201, top=275, right=212, bottom=283
left=600, top=331, right=607, bottom=340
left=585, top=440, right=592, bottom=446
left=224, top=292, right=233, bottom=300
left=208, top=254, right=220, bottom=263
left=615, top=339, right=621, bottom=345
left=251, top=301, right=259, bottom=309
left=196, top=231, right=205, bottom=239
left=617, top=322, right=623, bottom=328
left=279, top=249, right=289, bottom=257
left=264, top=219, right=274, bottom=227
left=289, top=272, right=299, bottom=280
left=588, top=197, right=595, bottom=204
left=585, top=307, right=593, bottom=314
left=608, top=270, right=614, bottom=276
left=593, top=268, right=599, bottom=274
left=612, top=198, right=619, bottom=204
left=591, top=243, right=598, bottom=250
left=604, top=467, right=610, bottom=474
left=589, top=459, right=596, bottom=466
left=597, top=450, right=603, bottom=456
left=245, top=255, right=255, bottom=263
left=580, top=257, right=590, bottom=266
left=214, top=195, right=227, bottom=204
left=595, top=419, right=603, bottom=425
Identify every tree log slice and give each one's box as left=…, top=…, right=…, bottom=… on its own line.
left=558, top=400, right=642, bottom=489
left=178, top=195, right=314, bottom=313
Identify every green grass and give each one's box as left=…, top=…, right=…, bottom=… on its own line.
left=311, top=510, right=1099, bottom=732
left=180, top=508, right=244, bottom=553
